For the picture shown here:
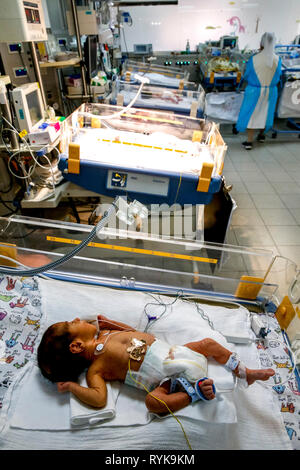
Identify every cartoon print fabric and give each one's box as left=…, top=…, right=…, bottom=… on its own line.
left=257, top=314, right=300, bottom=449
left=0, top=276, right=44, bottom=410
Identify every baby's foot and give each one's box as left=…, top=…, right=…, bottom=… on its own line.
left=246, top=368, right=275, bottom=386
left=198, top=378, right=215, bottom=400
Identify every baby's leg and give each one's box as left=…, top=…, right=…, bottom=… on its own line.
left=145, top=380, right=190, bottom=415
left=184, top=338, right=275, bottom=385
left=145, top=377, right=216, bottom=414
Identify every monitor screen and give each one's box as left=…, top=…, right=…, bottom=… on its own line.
left=223, top=38, right=236, bottom=49
left=26, top=90, right=43, bottom=127
left=84, top=35, right=98, bottom=82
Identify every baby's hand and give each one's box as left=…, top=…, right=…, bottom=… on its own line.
left=97, top=314, right=109, bottom=326
left=56, top=382, right=73, bottom=393
left=97, top=314, right=108, bottom=321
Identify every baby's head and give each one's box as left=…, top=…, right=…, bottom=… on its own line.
left=37, top=319, right=93, bottom=383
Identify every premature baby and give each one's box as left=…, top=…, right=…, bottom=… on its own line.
left=37, top=315, right=275, bottom=413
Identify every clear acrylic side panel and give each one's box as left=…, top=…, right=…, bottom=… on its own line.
left=262, top=255, right=300, bottom=341
left=0, top=215, right=279, bottom=305
left=59, top=103, right=227, bottom=178
left=113, top=80, right=206, bottom=111
left=123, top=59, right=188, bottom=79
left=121, top=60, right=200, bottom=90
left=227, top=50, right=249, bottom=74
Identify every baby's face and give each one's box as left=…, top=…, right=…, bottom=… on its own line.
left=58, top=318, right=97, bottom=340
left=69, top=317, right=98, bottom=339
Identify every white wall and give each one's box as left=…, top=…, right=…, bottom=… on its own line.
left=120, top=0, right=300, bottom=52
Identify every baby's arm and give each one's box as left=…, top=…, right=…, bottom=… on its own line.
left=57, top=367, right=107, bottom=408
left=97, top=314, right=136, bottom=332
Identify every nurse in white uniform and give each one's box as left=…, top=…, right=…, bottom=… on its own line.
left=236, top=32, right=282, bottom=150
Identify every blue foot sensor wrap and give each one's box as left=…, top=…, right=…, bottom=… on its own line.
left=170, top=377, right=216, bottom=403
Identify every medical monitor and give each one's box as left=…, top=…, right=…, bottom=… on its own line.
left=220, top=36, right=238, bottom=50
left=84, top=35, right=98, bottom=83
left=0, top=0, right=47, bottom=42
left=134, top=44, right=153, bottom=54
left=12, top=82, right=45, bottom=133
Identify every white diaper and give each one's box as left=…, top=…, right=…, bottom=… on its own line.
left=162, top=345, right=208, bottom=383
left=125, top=339, right=208, bottom=392
left=125, top=339, right=170, bottom=391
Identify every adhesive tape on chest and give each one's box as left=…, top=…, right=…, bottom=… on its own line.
left=96, top=343, right=104, bottom=352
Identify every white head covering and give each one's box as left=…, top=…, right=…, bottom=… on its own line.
left=260, top=32, right=276, bottom=68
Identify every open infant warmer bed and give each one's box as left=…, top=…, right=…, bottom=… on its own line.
left=0, top=214, right=299, bottom=450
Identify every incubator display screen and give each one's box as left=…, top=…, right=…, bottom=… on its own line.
left=26, top=90, right=43, bottom=127
left=24, top=4, right=41, bottom=24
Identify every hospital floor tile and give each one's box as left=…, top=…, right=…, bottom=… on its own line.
left=238, top=171, right=269, bottom=182
left=231, top=208, right=265, bottom=226
left=222, top=170, right=242, bottom=182
left=233, top=226, right=275, bottom=247
left=279, top=162, right=300, bottom=172
left=250, top=193, right=286, bottom=209
left=255, top=161, right=285, bottom=172
left=265, top=171, right=294, bottom=183
left=231, top=193, right=255, bottom=208
left=230, top=181, right=249, bottom=195
left=277, top=246, right=300, bottom=266
left=267, top=226, right=300, bottom=245
left=231, top=161, right=260, bottom=171
left=244, top=181, right=277, bottom=194
left=270, top=182, right=300, bottom=194
left=289, top=209, right=300, bottom=224
left=257, top=208, right=298, bottom=226
left=279, top=194, right=300, bottom=209
left=289, top=171, right=300, bottom=181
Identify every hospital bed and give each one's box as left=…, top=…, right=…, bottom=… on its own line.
left=0, top=214, right=299, bottom=450
left=204, top=91, right=244, bottom=126
left=109, top=80, right=206, bottom=118
left=121, top=60, right=199, bottom=91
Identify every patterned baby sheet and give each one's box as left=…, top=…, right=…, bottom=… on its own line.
left=0, top=276, right=44, bottom=410
left=256, top=313, right=300, bottom=449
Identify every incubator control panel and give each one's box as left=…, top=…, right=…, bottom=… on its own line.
left=107, top=170, right=169, bottom=196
